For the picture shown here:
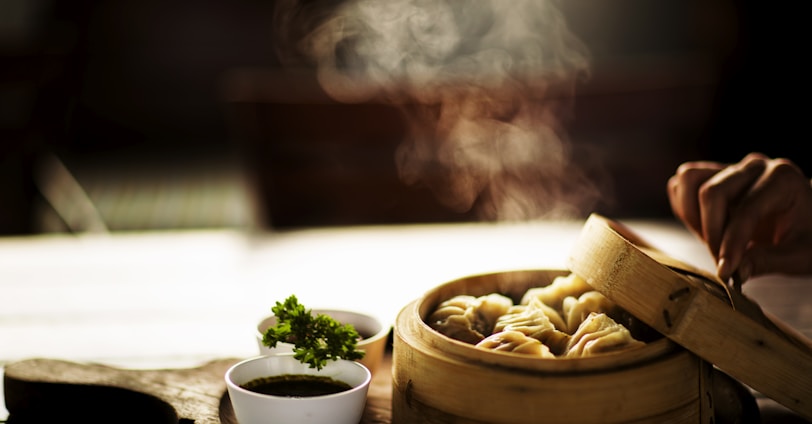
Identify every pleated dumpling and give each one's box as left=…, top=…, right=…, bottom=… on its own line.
left=427, top=295, right=484, bottom=344
left=468, top=293, right=514, bottom=336
left=428, top=294, right=476, bottom=321
left=565, top=312, right=645, bottom=358
left=427, top=293, right=513, bottom=344
left=520, top=273, right=592, bottom=311
left=561, top=291, right=618, bottom=334
left=476, top=330, right=555, bottom=358
left=493, top=297, right=570, bottom=355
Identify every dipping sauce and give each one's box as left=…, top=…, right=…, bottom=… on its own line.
left=241, top=374, right=352, bottom=397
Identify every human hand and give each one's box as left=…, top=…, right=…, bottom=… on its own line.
left=667, top=153, right=812, bottom=282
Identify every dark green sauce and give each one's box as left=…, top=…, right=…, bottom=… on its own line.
left=241, top=374, right=352, bottom=397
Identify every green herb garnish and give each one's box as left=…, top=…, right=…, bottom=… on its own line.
left=262, top=295, right=365, bottom=370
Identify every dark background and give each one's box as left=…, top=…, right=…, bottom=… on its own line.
left=1, top=0, right=808, bottom=235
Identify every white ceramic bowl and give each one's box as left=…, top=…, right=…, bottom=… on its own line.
left=225, top=354, right=371, bottom=424
left=256, top=309, right=390, bottom=375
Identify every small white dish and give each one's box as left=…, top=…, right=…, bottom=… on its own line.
left=225, top=354, right=371, bottom=424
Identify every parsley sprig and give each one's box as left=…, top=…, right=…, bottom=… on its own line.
left=261, top=295, right=365, bottom=370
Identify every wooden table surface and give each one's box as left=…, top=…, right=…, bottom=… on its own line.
left=1, top=220, right=810, bottom=422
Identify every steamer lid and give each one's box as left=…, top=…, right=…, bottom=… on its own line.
left=567, top=214, right=812, bottom=420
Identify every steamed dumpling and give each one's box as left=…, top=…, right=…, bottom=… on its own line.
left=476, top=330, right=555, bottom=358
left=520, top=273, right=592, bottom=311
left=561, top=291, right=618, bottom=334
left=493, top=298, right=570, bottom=355
left=565, top=312, right=645, bottom=358
left=529, top=297, right=567, bottom=331
left=469, top=293, right=514, bottom=336
left=428, top=293, right=513, bottom=344
left=427, top=295, right=477, bottom=324
left=427, top=295, right=484, bottom=344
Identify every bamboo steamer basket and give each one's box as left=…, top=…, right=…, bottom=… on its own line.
left=393, top=213, right=812, bottom=423
left=393, top=269, right=713, bottom=424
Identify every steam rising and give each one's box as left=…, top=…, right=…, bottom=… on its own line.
left=274, top=0, right=601, bottom=220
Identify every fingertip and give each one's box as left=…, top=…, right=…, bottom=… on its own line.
left=667, top=175, right=677, bottom=193
left=717, top=257, right=732, bottom=282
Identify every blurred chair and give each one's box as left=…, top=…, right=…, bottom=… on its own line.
left=32, top=152, right=109, bottom=234
left=29, top=150, right=257, bottom=233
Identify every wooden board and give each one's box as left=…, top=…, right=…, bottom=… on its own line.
left=3, top=355, right=394, bottom=423
left=3, top=352, right=767, bottom=424
left=567, top=213, right=812, bottom=420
